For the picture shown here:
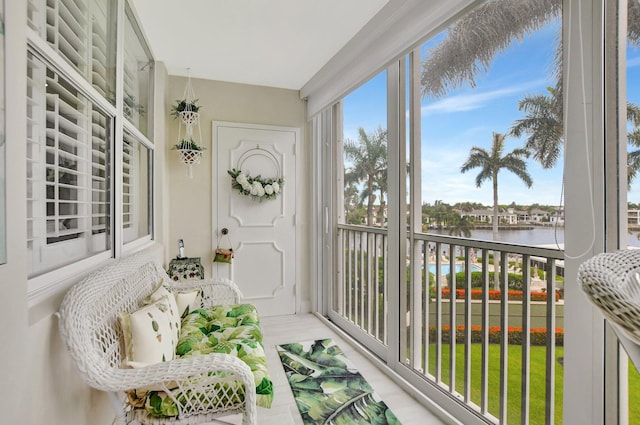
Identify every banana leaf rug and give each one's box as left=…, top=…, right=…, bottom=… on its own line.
left=276, top=338, right=402, bottom=425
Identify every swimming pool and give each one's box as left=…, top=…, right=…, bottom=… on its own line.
left=427, top=264, right=481, bottom=275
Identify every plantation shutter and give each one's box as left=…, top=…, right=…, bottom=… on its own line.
left=122, top=5, right=152, bottom=137
left=122, top=131, right=137, bottom=240
left=27, top=52, right=112, bottom=275
left=27, top=0, right=116, bottom=103
left=26, top=0, right=115, bottom=276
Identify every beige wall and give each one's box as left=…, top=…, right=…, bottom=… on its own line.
left=0, top=67, right=309, bottom=423
left=0, top=56, right=171, bottom=423
left=166, top=76, right=311, bottom=311
left=0, top=0, right=29, bottom=421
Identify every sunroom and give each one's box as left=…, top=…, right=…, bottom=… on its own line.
left=1, top=0, right=639, bottom=425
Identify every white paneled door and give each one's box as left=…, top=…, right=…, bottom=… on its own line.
left=212, top=122, right=299, bottom=316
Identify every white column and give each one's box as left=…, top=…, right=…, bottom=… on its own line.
left=562, top=0, right=606, bottom=424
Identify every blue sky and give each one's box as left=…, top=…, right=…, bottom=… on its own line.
left=343, top=17, right=640, bottom=207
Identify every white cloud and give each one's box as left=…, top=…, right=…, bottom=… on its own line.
left=421, top=79, right=548, bottom=116
left=628, top=55, right=640, bottom=68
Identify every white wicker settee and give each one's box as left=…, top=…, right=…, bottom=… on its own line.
left=57, top=251, right=266, bottom=425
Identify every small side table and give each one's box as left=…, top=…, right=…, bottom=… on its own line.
left=167, top=257, right=204, bottom=281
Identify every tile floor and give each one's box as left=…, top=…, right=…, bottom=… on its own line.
left=213, top=314, right=448, bottom=425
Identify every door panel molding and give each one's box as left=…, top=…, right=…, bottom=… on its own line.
left=212, top=121, right=299, bottom=316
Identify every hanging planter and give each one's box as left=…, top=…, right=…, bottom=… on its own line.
left=171, top=70, right=204, bottom=178
left=179, top=110, right=199, bottom=126
left=173, top=138, right=204, bottom=177
left=171, top=99, right=201, bottom=125
left=178, top=148, right=202, bottom=165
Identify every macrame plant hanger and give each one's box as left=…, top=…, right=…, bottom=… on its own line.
left=175, top=69, right=204, bottom=178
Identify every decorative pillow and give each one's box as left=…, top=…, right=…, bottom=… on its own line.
left=119, top=295, right=177, bottom=368
left=144, top=283, right=181, bottom=343
left=174, top=290, right=200, bottom=318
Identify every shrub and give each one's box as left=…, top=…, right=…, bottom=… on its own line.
left=429, top=325, right=564, bottom=346
left=439, top=288, right=560, bottom=302
left=457, top=271, right=523, bottom=290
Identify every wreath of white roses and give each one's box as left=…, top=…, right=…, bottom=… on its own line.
left=228, top=168, right=284, bottom=201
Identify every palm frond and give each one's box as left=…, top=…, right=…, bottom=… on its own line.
left=629, top=1, right=640, bottom=46
left=421, top=0, right=561, bottom=98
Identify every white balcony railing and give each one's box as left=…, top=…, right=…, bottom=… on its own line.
left=335, top=224, right=565, bottom=425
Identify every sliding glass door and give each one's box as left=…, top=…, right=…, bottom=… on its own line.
left=329, top=69, right=392, bottom=359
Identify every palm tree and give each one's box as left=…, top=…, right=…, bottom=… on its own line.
left=344, top=126, right=388, bottom=227
left=510, top=86, right=563, bottom=169
left=421, top=0, right=640, bottom=174
left=513, top=88, right=640, bottom=179
left=421, top=0, right=640, bottom=98
left=344, top=182, right=364, bottom=224
left=420, top=0, right=562, bottom=98
left=374, top=168, right=388, bottom=227
left=461, top=132, right=532, bottom=288
left=627, top=103, right=640, bottom=186
left=448, top=213, right=475, bottom=238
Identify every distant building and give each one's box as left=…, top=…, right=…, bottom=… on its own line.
left=517, top=210, right=530, bottom=222
left=460, top=208, right=517, bottom=224
left=529, top=208, right=549, bottom=223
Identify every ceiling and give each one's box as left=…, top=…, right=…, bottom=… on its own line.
left=130, top=0, right=390, bottom=90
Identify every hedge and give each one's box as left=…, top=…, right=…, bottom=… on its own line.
left=452, top=271, right=524, bottom=290
left=429, top=324, right=564, bottom=346
left=439, top=288, right=560, bottom=302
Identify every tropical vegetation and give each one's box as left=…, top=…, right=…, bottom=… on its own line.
left=460, top=132, right=533, bottom=241
left=336, top=2, right=640, bottom=424
left=343, top=126, right=388, bottom=227
left=420, top=0, right=640, bottom=180
left=461, top=132, right=532, bottom=288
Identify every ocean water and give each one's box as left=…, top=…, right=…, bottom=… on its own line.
left=430, top=226, right=640, bottom=248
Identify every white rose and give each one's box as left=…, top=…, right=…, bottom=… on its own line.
left=236, top=173, right=248, bottom=185
left=242, top=182, right=252, bottom=192
left=257, top=185, right=265, bottom=197
left=272, top=182, right=280, bottom=193
left=264, top=184, right=274, bottom=195
left=251, top=181, right=262, bottom=196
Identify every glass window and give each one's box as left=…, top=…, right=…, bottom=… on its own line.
left=419, top=4, right=563, bottom=422
left=27, top=0, right=117, bottom=103
left=419, top=2, right=563, bottom=245
left=123, top=5, right=152, bottom=137
left=334, top=70, right=389, bottom=344
left=123, top=131, right=151, bottom=243
left=341, top=71, right=388, bottom=228
left=26, top=52, right=112, bottom=277
left=626, top=1, right=640, bottom=421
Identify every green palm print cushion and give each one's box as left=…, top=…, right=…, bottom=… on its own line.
left=144, top=304, right=273, bottom=418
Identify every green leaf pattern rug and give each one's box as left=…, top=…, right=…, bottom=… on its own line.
left=277, top=338, right=402, bottom=425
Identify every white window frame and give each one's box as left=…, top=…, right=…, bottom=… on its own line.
left=310, top=1, right=628, bottom=424
left=26, top=0, right=155, bottom=302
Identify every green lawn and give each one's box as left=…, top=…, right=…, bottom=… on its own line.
left=428, top=344, right=640, bottom=424
left=428, top=344, right=562, bottom=425
left=630, top=364, right=640, bottom=423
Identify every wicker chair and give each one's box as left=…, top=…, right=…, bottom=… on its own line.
left=57, top=251, right=258, bottom=425
left=577, top=249, right=640, bottom=367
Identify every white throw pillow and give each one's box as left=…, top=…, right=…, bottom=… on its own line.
left=119, top=295, right=176, bottom=368
left=145, top=283, right=181, bottom=343
left=174, top=290, right=200, bottom=318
